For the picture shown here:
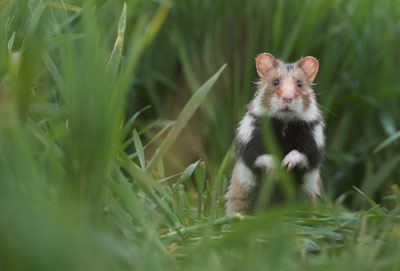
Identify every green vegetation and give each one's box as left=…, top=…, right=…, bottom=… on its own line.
left=1, top=0, right=400, bottom=270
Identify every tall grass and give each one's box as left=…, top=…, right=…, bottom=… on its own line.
left=1, top=0, right=400, bottom=270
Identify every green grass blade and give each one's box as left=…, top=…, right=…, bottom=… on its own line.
left=360, top=155, right=400, bottom=196
left=392, top=184, right=400, bottom=204
left=373, top=130, right=400, bottom=153
left=161, top=213, right=243, bottom=243
left=146, top=64, right=226, bottom=172
left=132, top=129, right=145, bottom=169
left=118, top=151, right=182, bottom=228
left=195, top=161, right=206, bottom=219
left=125, top=121, right=174, bottom=158
left=7, top=31, right=15, bottom=52
left=42, top=50, right=66, bottom=99
left=119, top=105, right=151, bottom=144
left=353, top=186, right=386, bottom=215
left=175, top=160, right=200, bottom=186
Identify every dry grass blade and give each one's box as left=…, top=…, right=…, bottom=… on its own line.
left=107, top=2, right=127, bottom=72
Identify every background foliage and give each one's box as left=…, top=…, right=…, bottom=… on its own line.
left=1, top=0, right=400, bottom=270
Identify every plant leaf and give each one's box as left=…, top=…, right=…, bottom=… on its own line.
left=195, top=161, right=206, bottom=219
left=373, top=131, right=400, bottom=153
left=107, top=2, right=127, bottom=82
left=132, top=129, right=145, bottom=169
left=353, top=186, right=385, bottom=215
left=146, top=64, right=226, bottom=172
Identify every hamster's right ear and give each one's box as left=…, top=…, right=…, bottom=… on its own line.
left=256, top=53, right=277, bottom=78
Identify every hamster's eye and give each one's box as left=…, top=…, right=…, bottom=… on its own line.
left=273, top=79, right=280, bottom=86
left=297, top=80, right=302, bottom=88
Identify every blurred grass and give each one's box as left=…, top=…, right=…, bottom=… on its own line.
left=1, top=0, right=400, bottom=270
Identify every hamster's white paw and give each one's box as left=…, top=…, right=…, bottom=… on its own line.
left=254, top=154, right=276, bottom=172
left=282, top=150, right=308, bottom=171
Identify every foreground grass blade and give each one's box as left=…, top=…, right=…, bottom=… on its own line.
left=146, top=64, right=227, bottom=172
left=161, top=213, right=244, bottom=242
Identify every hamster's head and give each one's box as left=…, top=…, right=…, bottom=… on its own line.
left=254, top=53, right=320, bottom=121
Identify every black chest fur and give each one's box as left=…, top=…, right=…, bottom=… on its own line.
left=235, top=116, right=324, bottom=183
left=271, top=118, right=319, bottom=157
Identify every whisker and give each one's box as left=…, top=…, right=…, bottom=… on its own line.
left=319, top=104, right=338, bottom=118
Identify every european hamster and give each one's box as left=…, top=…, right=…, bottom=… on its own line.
left=225, top=53, right=325, bottom=215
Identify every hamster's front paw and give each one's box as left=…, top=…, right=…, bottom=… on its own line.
left=254, top=154, right=277, bottom=172
left=281, top=150, right=307, bottom=171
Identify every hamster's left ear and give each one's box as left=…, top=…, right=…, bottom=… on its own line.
left=256, top=53, right=277, bottom=78
left=297, top=56, right=319, bottom=82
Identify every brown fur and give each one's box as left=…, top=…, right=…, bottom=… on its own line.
left=224, top=165, right=255, bottom=215
left=299, top=90, right=311, bottom=111
left=247, top=98, right=255, bottom=112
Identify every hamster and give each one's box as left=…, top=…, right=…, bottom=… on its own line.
left=224, top=53, right=325, bottom=215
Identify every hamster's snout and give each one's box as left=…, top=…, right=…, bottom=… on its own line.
left=281, top=93, right=294, bottom=104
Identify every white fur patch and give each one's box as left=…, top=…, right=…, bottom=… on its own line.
left=251, top=84, right=269, bottom=116
left=313, top=124, right=325, bottom=148
left=254, top=154, right=276, bottom=171
left=268, top=90, right=320, bottom=122
left=299, top=99, right=320, bottom=122
left=236, top=159, right=256, bottom=191
left=237, top=114, right=255, bottom=143
left=302, top=169, right=321, bottom=201
left=282, top=150, right=308, bottom=170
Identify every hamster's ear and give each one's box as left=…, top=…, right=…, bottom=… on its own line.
left=297, top=56, right=319, bottom=82
left=256, top=53, right=277, bottom=78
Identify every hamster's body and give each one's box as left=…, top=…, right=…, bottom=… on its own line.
left=225, top=53, right=325, bottom=215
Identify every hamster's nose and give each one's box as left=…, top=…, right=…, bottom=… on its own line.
left=281, top=94, right=294, bottom=104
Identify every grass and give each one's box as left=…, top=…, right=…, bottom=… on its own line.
left=1, top=0, right=400, bottom=270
